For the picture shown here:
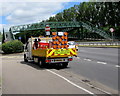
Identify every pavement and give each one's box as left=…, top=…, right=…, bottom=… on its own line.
left=1, top=53, right=117, bottom=95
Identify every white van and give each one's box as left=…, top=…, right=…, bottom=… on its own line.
left=68, top=41, right=78, bottom=51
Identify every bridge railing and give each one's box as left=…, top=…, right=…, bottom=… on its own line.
left=10, top=21, right=113, bottom=40
left=81, top=21, right=111, bottom=39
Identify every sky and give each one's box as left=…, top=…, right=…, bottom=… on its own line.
left=0, top=0, right=89, bottom=32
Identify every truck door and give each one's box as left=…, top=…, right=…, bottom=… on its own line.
left=25, top=41, right=32, bottom=59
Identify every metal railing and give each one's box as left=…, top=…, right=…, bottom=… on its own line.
left=78, top=42, right=120, bottom=46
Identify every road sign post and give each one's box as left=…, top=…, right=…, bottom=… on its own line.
left=110, top=28, right=114, bottom=42
left=45, top=25, right=50, bottom=36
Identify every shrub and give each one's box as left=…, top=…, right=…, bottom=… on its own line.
left=2, top=40, right=24, bottom=54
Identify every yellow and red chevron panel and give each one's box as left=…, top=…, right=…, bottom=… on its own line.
left=32, top=48, right=77, bottom=57
left=46, top=48, right=77, bottom=57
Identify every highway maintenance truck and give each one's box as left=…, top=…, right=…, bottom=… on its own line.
left=24, top=32, right=77, bottom=68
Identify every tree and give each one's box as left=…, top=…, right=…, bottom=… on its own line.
left=35, top=2, right=120, bottom=40
left=2, top=28, right=5, bottom=44
left=0, top=32, right=2, bottom=42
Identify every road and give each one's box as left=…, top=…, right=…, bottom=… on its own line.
left=78, top=47, right=118, bottom=65
left=65, top=47, right=119, bottom=92
left=2, top=53, right=109, bottom=95
left=1, top=47, right=119, bottom=95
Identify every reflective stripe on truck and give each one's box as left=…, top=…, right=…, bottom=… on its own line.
left=32, top=48, right=77, bottom=58
left=47, top=48, right=77, bottom=57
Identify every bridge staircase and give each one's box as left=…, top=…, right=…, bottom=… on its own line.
left=81, top=21, right=111, bottom=39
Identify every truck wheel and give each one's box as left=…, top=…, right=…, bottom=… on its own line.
left=62, top=62, right=68, bottom=68
left=24, top=54, right=28, bottom=62
left=38, top=59, right=44, bottom=68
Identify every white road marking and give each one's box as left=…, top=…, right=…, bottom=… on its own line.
left=93, top=86, right=112, bottom=95
left=97, top=61, right=107, bottom=65
left=115, top=65, right=120, bottom=68
left=84, top=59, right=92, bottom=61
left=47, top=69, right=95, bottom=95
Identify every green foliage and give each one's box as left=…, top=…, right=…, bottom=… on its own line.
left=46, top=2, right=119, bottom=39
left=2, top=40, right=24, bottom=54
left=15, top=2, right=120, bottom=40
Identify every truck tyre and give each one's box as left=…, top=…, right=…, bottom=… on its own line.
left=38, top=59, right=44, bottom=68
left=62, top=62, right=68, bottom=68
left=24, top=54, right=28, bottom=62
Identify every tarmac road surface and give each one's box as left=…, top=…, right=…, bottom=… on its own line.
left=1, top=53, right=115, bottom=95
left=64, top=47, right=119, bottom=93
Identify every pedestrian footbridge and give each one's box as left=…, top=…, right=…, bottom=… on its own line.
left=9, top=21, right=112, bottom=40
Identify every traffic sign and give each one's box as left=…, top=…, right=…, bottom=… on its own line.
left=46, top=31, right=50, bottom=35
left=45, top=25, right=50, bottom=32
left=19, top=37, right=21, bottom=40
left=45, top=25, right=50, bottom=36
left=110, top=28, right=114, bottom=32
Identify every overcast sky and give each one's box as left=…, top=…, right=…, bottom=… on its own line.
left=0, top=0, right=89, bottom=32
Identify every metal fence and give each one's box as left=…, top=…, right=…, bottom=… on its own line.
left=78, top=42, right=120, bottom=46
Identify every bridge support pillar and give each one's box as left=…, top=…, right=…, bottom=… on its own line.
left=77, top=26, right=83, bottom=40
left=77, top=28, right=80, bottom=40
left=9, top=28, right=15, bottom=40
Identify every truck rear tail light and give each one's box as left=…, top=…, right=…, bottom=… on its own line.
left=68, top=58, right=73, bottom=61
left=45, top=60, right=51, bottom=63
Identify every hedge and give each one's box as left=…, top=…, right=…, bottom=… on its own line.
left=2, top=40, right=24, bottom=54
